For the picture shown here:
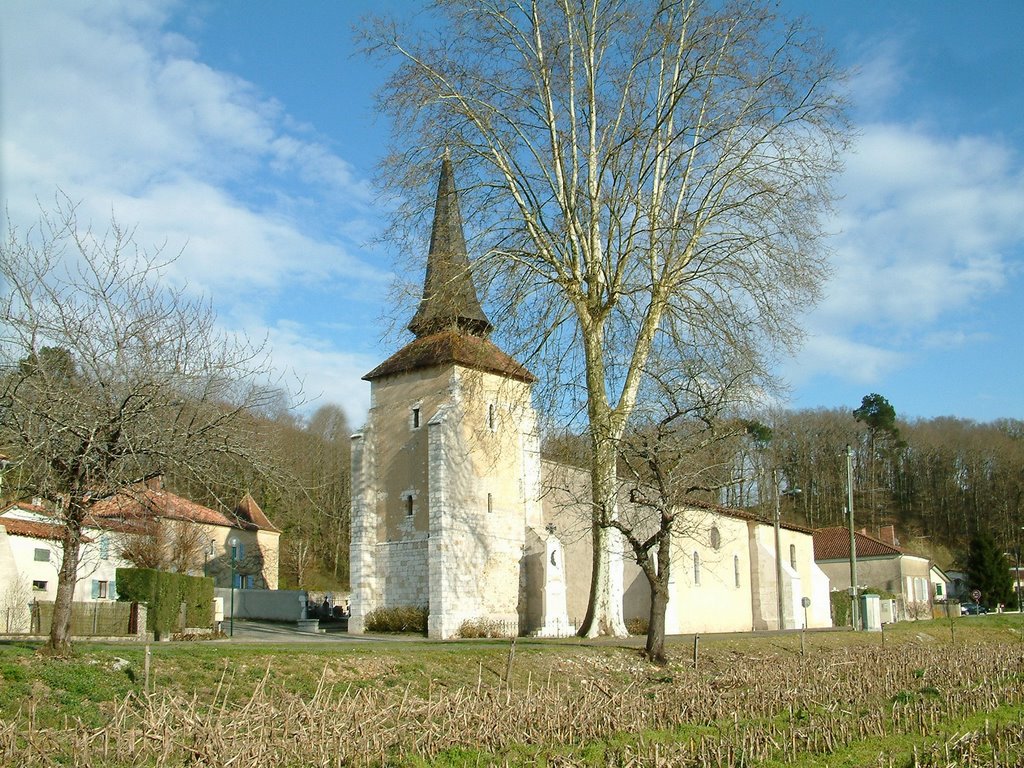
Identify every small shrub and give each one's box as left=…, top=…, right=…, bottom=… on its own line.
left=457, top=618, right=514, bottom=638
left=626, top=617, right=648, bottom=635
left=364, top=605, right=428, bottom=634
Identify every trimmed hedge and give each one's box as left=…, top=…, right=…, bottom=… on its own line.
left=116, top=568, right=214, bottom=639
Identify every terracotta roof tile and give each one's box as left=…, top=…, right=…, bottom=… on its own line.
left=89, top=487, right=245, bottom=530
left=233, top=493, right=279, bottom=532
left=684, top=498, right=814, bottom=534
left=0, top=517, right=90, bottom=542
left=813, top=526, right=903, bottom=561
left=364, top=330, right=536, bottom=383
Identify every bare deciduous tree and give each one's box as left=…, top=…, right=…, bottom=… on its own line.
left=368, top=0, right=847, bottom=636
left=0, top=195, right=286, bottom=653
left=1, top=576, right=31, bottom=633
left=115, top=518, right=208, bottom=575
left=612, top=355, right=756, bottom=662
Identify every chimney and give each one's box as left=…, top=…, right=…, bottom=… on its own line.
left=879, top=525, right=898, bottom=546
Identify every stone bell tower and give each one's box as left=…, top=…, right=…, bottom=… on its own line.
left=349, top=155, right=544, bottom=639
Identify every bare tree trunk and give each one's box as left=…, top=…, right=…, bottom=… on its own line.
left=49, top=520, right=82, bottom=655
left=580, top=433, right=627, bottom=638
left=646, top=582, right=670, bottom=665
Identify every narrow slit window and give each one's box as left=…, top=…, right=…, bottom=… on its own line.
left=693, top=552, right=701, bottom=586
left=406, top=495, right=414, bottom=516
left=488, top=403, right=495, bottom=431
left=412, top=407, right=420, bottom=429
left=789, top=544, right=797, bottom=570
left=734, top=555, right=741, bottom=588
left=487, top=493, right=493, bottom=514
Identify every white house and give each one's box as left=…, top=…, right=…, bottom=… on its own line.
left=0, top=483, right=280, bottom=633
left=0, top=502, right=123, bottom=632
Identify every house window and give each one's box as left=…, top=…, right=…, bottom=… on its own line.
left=99, top=536, right=109, bottom=560
left=92, top=580, right=109, bottom=599
left=693, top=552, right=701, bottom=586
left=229, top=539, right=244, bottom=561
left=412, top=406, right=421, bottom=429
left=406, top=495, right=414, bottom=517
left=32, top=580, right=47, bottom=591
left=487, top=493, right=493, bottom=514
left=789, top=544, right=797, bottom=570
left=935, top=583, right=944, bottom=598
left=488, top=403, right=496, bottom=431
left=709, top=526, right=721, bottom=549
left=734, top=555, right=741, bottom=588
left=33, top=548, right=49, bottom=562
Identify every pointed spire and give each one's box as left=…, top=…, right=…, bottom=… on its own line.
left=408, top=154, right=493, bottom=338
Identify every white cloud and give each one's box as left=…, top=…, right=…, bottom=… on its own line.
left=844, top=37, right=907, bottom=117
left=806, top=124, right=1024, bottom=331
left=0, top=0, right=389, bottom=418
left=263, top=321, right=377, bottom=424
left=793, top=121, right=1024, bottom=386
left=785, top=331, right=903, bottom=387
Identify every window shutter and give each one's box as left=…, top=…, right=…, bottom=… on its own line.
left=91, top=580, right=99, bottom=599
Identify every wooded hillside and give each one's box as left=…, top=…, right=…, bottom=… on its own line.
left=740, top=400, right=1024, bottom=567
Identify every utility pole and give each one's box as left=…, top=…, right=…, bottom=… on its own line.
left=774, top=469, right=785, bottom=631
left=847, top=444, right=859, bottom=630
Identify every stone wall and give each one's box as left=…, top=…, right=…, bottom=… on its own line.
left=377, top=538, right=429, bottom=608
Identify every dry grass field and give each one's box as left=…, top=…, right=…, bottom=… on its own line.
left=0, top=614, right=1022, bottom=766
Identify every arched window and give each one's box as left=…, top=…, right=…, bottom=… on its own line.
left=734, top=555, right=741, bottom=588
left=693, top=552, right=701, bottom=586
left=709, top=526, right=721, bottom=549
left=789, top=543, right=797, bottom=569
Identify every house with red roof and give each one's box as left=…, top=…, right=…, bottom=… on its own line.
left=85, top=477, right=280, bottom=590
left=0, top=502, right=113, bottom=632
left=813, top=525, right=933, bottom=621
left=0, top=480, right=279, bottom=632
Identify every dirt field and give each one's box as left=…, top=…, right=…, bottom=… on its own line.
left=1, top=615, right=1022, bottom=766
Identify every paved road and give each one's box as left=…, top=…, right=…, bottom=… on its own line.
left=221, top=619, right=418, bottom=643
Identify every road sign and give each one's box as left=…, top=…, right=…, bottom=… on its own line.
left=971, top=589, right=982, bottom=601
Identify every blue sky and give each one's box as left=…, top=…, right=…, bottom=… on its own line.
left=2, top=1, right=1023, bottom=426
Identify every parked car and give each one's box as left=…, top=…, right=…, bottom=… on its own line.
left=960, top=602, right=988, bottom=615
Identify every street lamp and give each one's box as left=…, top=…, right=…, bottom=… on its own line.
left=0, top=454, right=11, bottom=499
left=229, top=541, right=237, bottom=638
left=1016, top=527, right=1023, bottom=613
left=774, top=469, right=801, bottom=631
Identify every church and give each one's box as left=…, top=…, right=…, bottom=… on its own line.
left=349, top=158, right=832, bottom=639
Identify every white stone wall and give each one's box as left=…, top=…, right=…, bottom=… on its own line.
left=348, top=431, right=375, bottom=634
left=663, top=512, right=756, bottom=635
left=377, top=538, right=429, bottom=608
left=426, top=384, right=526, bottom=639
